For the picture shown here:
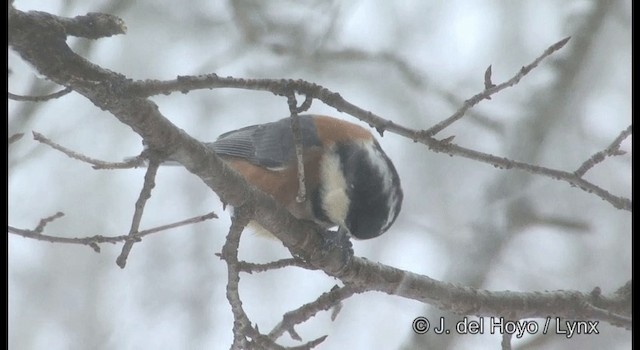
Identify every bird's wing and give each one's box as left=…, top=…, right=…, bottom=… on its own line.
left=207, top=115, right=322, bottom=169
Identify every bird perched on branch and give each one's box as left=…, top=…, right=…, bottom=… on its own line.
left=207, top=115, right=403, bottom=240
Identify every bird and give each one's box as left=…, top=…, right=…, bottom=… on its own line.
left=206, top=115, right=403, bottom=240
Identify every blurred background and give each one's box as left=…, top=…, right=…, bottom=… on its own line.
left=8, top=1, right=631, bottom=349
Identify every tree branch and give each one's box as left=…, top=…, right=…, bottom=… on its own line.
left=122, top=70, right=629, bottom=211
left=269, top=285, right=359, bottom=341
left=8, top=87, right=72, bottom=102
left=116, top=158, right=160, bottom=267
left=236, top=258, right=315, bottom=273
left=425, top=37, right=570, bottom=136
left=574, top=125, right=631, bottom=177
left=221, top=206, right=253, bottom=349
left=8, top=211, right=218, bottom=252
left=220, top=206, right=326, bottom=349
left=286, top=92, right=309, bottom=203
left=32, top=131, right=142, bottom=169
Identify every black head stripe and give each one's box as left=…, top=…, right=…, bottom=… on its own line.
left=336, top=141, right=402, bottom=239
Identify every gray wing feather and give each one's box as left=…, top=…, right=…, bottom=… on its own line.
left=207, top=115, right=322, bottom=168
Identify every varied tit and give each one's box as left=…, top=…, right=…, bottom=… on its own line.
left=207, top=115, right=403, bottom=240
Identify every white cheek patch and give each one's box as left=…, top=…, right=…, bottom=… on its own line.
left=319, top=151, right=349, bottom=227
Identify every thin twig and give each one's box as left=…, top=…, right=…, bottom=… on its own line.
left=425, top=37, right=571, bottom=136
left=32, top=131, right=142, bottom=169
left=268, top=285, right=358, bottom=341
left=222, top=207, right=284, bottom=349
left=8, top=211, right=217, bottom=253
left=8, top=87, right=73, bottom=102
left=34, top=212, right=65, bottom=233
left=116, top=159, right=160, bottom=268
left=237, top=258, right=315, bottom=273
left=220, top=208, right=327, bottom=349
left=221, top=206, right=251, bottom=349
left=434, top=140, right=631, bottom=210
left=574, top=125, right=632, bottom=177
left=287, top=93, right=308, bottom=203
left=297, top=94, right=313, bottom=113
left=437, top=89, right=505, bottom=135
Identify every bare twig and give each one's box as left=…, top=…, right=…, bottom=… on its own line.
left=9, top=212, right=217, bottom=252
left=223, top=208, right=283, bottom=349
left=219, top=207, right=327, bottom=349
left=268, top=285, right=358, bottom=341
left=289, top=336, right=328, bottom=350
left=425, top=37, right=571, bottom=136
left=574, top=125, right=632, bottom=177
left=237, top=258, right=315, bottom=273
left=286, top=93, right=308, bottom=203
left=116, top=159, right=160, bottom=268
left=32, top=131, right=142, bottom=169
left=437, top=89, right=505, bottom=135
left=221, top=206, right=251, bottom=349
left=297, top=94, right=313, bottom=114
left=34, top=211, right=65, bottom=233
left=8, top=87, right=72, bottom=102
